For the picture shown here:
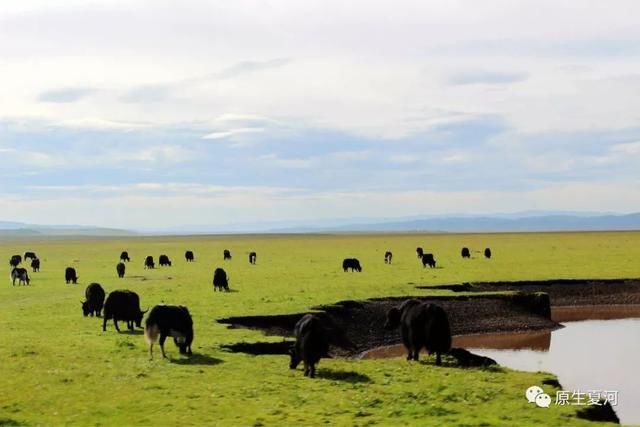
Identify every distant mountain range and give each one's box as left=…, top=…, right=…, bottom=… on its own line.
left=1, top=212, right=639, bottom=237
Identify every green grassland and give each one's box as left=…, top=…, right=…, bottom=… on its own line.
left=1, top=231, right=639, bottom=426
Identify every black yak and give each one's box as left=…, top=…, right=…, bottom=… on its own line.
left=31, top=258, right=40, bottom=272
left=9, top=255, right=21, bottom=267
left=289, top=314, right=329, bottom=378
left=223, top=249, right=232, bottom=260
left=116, top=262, right=125, bottom=278
left=213, top=268, right=229, bottom=292
left=249, top=251, right=257, bottom=265
left=461, top=247, right=471, bottom=258
left=120, top=251, right=130, bottom=262
left=185, top=251, right=194, bottom=262
left=144, top=305, right=194, bottom=359
left=10, top=267, right=30, bottom=286
left=342, top=258, right=362, bottom=272
left=144, top=256, right=155, bottom=269
left=484, top=248, right=492, bottom=259
left=384, top=299, right=451, bottom=365
left=65, top=267, right=78, bottom=284
left=384, top=251, right=393, bottom=264
left=24, top=251, right=37, bottom=260
left=159, top=254, right=172, bottom=267
left=102, top=290, right=146, bottom=332
left=416, top=247, right=424, bottom=258
left=421, top=253, right=436, bottom=268
left=82, top=283, right=105, bottom=317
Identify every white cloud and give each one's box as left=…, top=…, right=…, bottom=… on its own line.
left=202, top=127, right=265, bottom=140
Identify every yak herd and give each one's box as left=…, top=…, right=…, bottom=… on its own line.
left=8, top=244, right=492, bottom=375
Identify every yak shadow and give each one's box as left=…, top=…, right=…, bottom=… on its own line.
left=118, top=329, right=144, bottom=335
left=316, top=368, right=372, bottom=383
left=170, top=353, right=224, bottom=366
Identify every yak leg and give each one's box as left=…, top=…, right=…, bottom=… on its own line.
left=303, top=361, right=310, bottom=376
left=435, top=352, right=442, bottom=366
left=159, top=334, right=168, bottom=358
left=113, top=319, right=121, bottom=332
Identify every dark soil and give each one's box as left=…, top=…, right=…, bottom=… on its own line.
left=417, top=278, right=640, bottom=306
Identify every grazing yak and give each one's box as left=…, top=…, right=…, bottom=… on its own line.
left=416, top=247, right=424, bottom=258
left=185, top=251, right=195, bottom=262
left=384, top=251, right=393, bottom=264
left=342, top=258, right=362, bottom=272
left=159, top=254, right=172, bottom=267
left=65, top=267, right=78, bottom=284
left=9, top=255, right=21, bottom=267
left=484, top=248, right=492, bottom=259
left=289, top=314, right=329, bottom=378
left=384, top=299, right=451, bottom=365
left=461, top=247, right=471, bottom=258
left=213, top=268, right=229, bottom=292
left=31, top=258, right=40, bottom=272
left=102, top=290, right=146, bottom=332
left=116, top=262, right=126, bottom=278
left=82, top=283, right=105, bottom=317
left=421, top=253, right=436, bottom=268
left=249, top=252, right=257, bottom=265
left=24, top=252, right=37, bottom=260
left=120, top=251, right=131, bottom=262
left=144, top=256, right=155, bottom=269
left=223, top=249, right=232, bottom=260
left=144, top=305, right=194, bottom=359
left=10, top=267, right=30, bottom=286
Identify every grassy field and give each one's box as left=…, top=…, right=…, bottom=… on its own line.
left=1, top=231, right=639, bottom=426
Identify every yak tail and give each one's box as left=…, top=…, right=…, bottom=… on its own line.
left=144, top=323, right=160, bottom=344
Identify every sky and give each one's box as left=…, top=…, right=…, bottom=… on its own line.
left=1, top=0, right=640, bottom=229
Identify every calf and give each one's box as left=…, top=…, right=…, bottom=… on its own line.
left=24, top=251, right=37, bottom=260
left=249, top=252, right=257, bottom=265
left=461, top=247, right=471, bottom=258
left=159, top=254, right=172, bottom=267
left=342, top=258, right=362, bottom=272
left=185, top=250, right=195, bottom=262
left=213, top=268, right=229, bottom=292
left=10, top=267, right=30, bottom=286
left=289, top=314, right=329, bottom=378
left=421, top=253, right=436, bottom=268
left=144, top=256, right=155, bottom=269
left=65, top=267, right=78, bottom=284
left=223, top=249, right=232, bottom=260
left=144, top=305, right=194, bottom=359
left=9, top=255, right=21, bottom=267
left=384, top=251, right=393, bottom=264
left=102, top=290, right=146, bottom=332
left=31, top=258, right=40, bottom=272
left=82, top=283, right=105, bottom=317
left=484, top=248, right=492, bottom=259
left=384, top=299, right=451, bottom=365
left=116, top=262, right=125, bottom=278
left=120, top=251, right=130, bottom=262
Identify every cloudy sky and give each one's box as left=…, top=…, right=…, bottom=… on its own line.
left=1, top=0, right=639, bottom=228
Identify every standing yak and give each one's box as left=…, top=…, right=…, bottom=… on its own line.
left=102, top=290, right=146, bottom=332
left=65, top=267, right=78, bottom=284
left=9, top=255, right=21, bottom=268
left=82, top=283, right=105, bottom=317
left=120, top=251, right=131, bottom=262
left=384, top=299, right=451, bottom=365
left=31, top=258, right=40, bottom=272
left=289, top=314, right=329, bottom=378
left=144, top=304, right=194, bottom=359
left=159, top=255, right=172, bottom=267
left=24, top=252, right=37, bottom=260
left=342, top=258, right=362, bottom=272
left=10, top=268, right=30, bottom=286
left=461, top=247, right=471, bottom=258
left=248, top=252, right=257, bottom=265
left=185, top=251, right=195, bottom=262
left=421, top=253, right=436, bottom=268
left=223, top=249, right=232, bottom=260
left=484, top=248, right=492, bottom=259
left=144, top=256, right=155, bottom=269
left=116, top=262, right=126, bottom=278
left=384, top=251, right=393, bottom=264
left=213, top=268, right=229, bottom=292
